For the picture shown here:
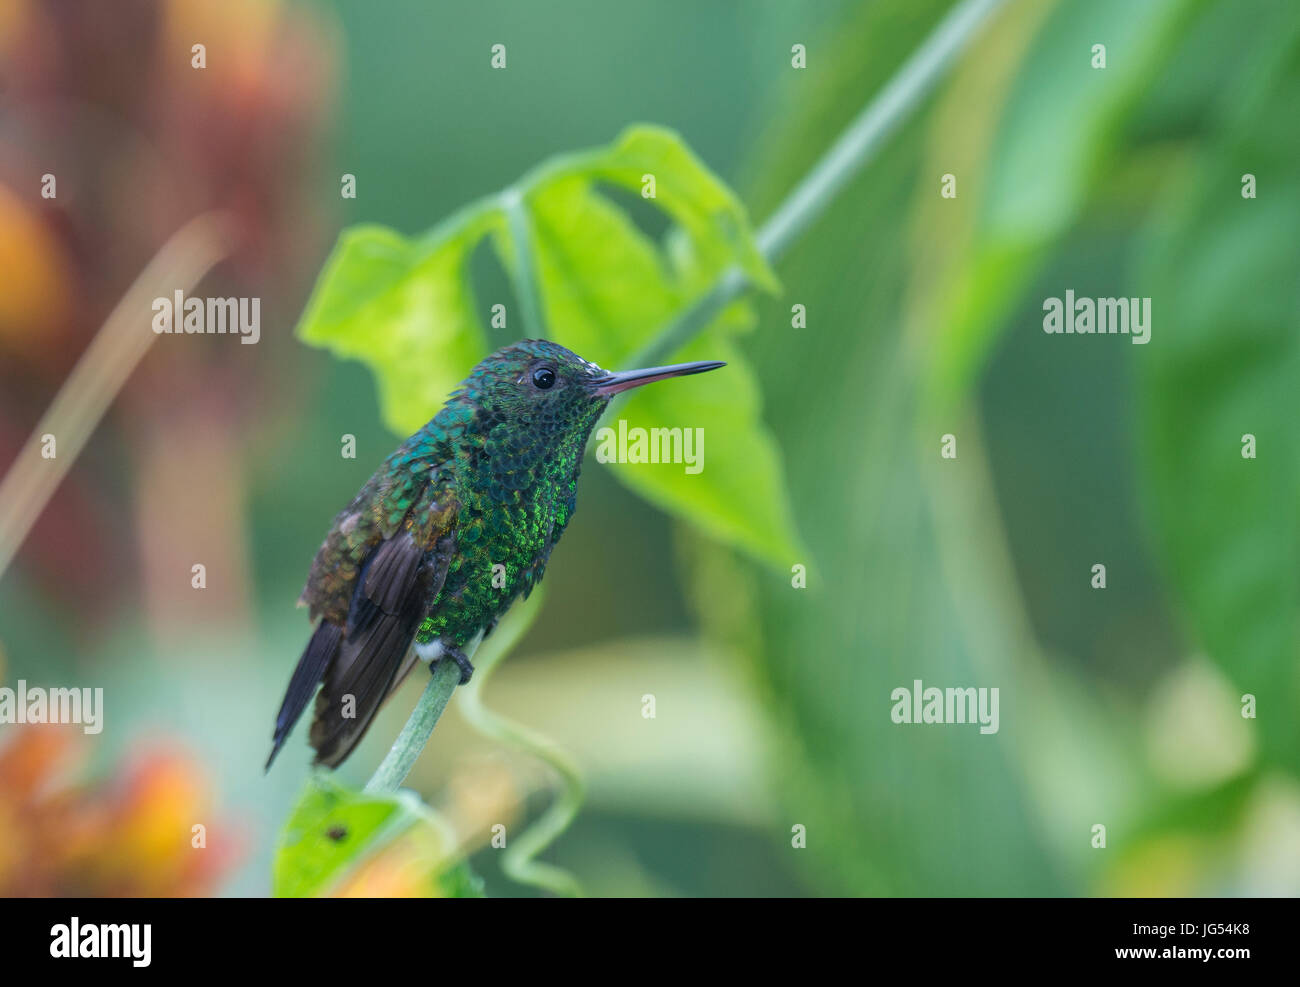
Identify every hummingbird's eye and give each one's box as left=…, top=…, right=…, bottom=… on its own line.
left=531, top=367, right=556, bottom=390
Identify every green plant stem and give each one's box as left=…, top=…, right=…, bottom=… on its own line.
left=364, top=635, right=481, bottom=794
left=628, top=0, right=1008, bottom=369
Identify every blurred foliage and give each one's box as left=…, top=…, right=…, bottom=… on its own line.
left=925, top=0, right=1187, bottom=404
left=678, top=0, right=1300, bottom=896
left=681, top=0, right=1064, bottom=897
left=1137, top=1, right=1300, bottom=775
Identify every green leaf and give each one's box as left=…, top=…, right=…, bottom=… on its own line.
left=575, top=126, right=779, bottom=297
left=296, top=124, right=800, bottom=567
left=273, top=773, right=478, bottom=897
left=297, top=209, right=499, bottom=435
left=524, top=172, right=681, bottom=362
left=522, top=125, right=778, bottom=360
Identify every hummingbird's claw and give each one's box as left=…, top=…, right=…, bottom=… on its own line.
left=444, top=647, right=475, bottom=685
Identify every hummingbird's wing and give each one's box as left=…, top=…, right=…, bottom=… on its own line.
left=267, top=473, right=458, bottom=770
left=307, top=529, right=453, bottom=767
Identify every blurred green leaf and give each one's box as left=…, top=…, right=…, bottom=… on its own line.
left=273, top=773, right=478, bottom=897
left=296, top=124, right=800, bottom=567
left=1138, top=6, right=1300, bottom=773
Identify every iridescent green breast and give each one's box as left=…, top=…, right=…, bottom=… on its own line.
left=413, top=408, right=590, bottom=647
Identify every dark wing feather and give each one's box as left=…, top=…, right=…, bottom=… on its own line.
left=346, top=531, right=426, bottom=638
left=309, top=617, right=414, bottom=766
left=265, top=621, right=342, bottom=770
left=308, top=531, right=429, bottom=767
left=307, top=528, right=457, bottom=768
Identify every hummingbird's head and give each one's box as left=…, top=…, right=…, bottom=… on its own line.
left=462, top=338, right=724, bottom=436
left=466, top=338, right=612, bottom=426
left=444, top=339, right=724, bottom=489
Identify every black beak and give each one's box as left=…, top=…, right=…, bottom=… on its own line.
left=590, top=360, right=726, bottom=396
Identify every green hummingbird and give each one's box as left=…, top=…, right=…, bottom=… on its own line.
left=267, top=339, right=724, bottom=769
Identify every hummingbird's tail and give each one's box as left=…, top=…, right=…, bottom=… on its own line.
left=266, top=620, right=342, bottom=771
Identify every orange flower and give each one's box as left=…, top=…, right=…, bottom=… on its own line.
left=0, top=725, right=241, bottom=896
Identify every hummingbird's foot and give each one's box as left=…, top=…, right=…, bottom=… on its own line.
left=444, top=647, right=475, bottom=685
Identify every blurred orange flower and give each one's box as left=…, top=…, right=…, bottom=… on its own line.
left=0, top=725, right=241, bottom=896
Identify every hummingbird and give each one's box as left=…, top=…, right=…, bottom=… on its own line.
left=267, top=339, right=724, bottom=769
